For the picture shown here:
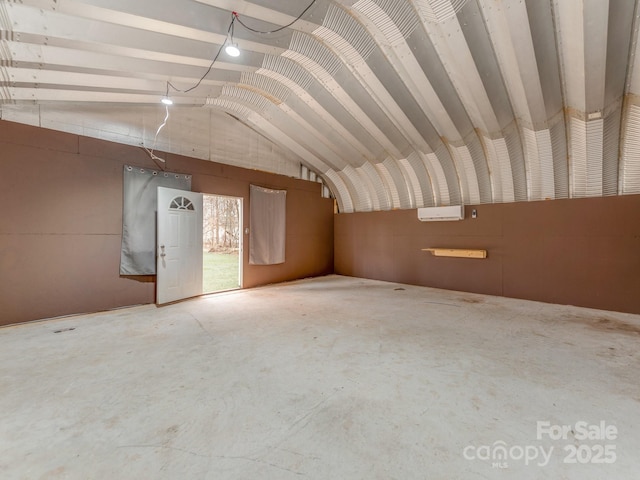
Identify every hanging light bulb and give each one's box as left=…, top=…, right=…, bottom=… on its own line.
left=161, top=82, right=174, bottom=105
left=225, top=43, right=240, bottom=57
left=225, top=13, right=240, bottom=57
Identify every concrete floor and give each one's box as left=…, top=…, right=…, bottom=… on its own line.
left=1, top=275, right=639, bottom=479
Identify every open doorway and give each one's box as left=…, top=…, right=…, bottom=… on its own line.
left=203, top=194, right=242, bottom=293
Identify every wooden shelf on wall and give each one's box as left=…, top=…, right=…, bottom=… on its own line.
left=422, top=248, right=487, bottom=259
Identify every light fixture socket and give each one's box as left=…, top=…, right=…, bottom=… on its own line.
left=161, top=97, right=173, bottom=105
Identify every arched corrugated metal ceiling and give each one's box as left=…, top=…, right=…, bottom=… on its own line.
left=2, top=0, right=640, bottom=212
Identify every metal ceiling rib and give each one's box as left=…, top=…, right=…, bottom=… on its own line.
left=1, top=0, right=640, bottom=209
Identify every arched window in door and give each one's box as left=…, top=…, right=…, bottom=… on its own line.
left=169, top=197, right=195, bottom=211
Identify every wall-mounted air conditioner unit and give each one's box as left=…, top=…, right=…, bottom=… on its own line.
left=417, top=205, right=464, bottom=222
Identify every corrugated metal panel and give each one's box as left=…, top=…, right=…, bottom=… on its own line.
left=523, top=126, right=555, bottom=201
left=220, top=85, right=272, bottom=113
left=397, top=158, right=420, bottom=208
left=628, top=20, right=640, bottom=94
left=570, top=116, right=603, bottom=198
left=434, top=143, right=461, bottom=205
left=480, top=0, right=546, bottom=126
left=602, top=106, right=621, bottom=196
left=205, top=98, right=253, bottom=120
left=359, top=162, right=391, bottom=210
left=356, top=165, right=383, bottom=210
left=274, top=103, right=349, bottom=171
left=375, top=161, right=402, bottom=209
left=483, top=135, right=515, bottom=203
left=604, top=0, right=636, bottom=107
left=347, top=1, right=459, bottom=150
left=536, top=128, right=556, bottom=201
left=383, top=157, right=413, bottom=208
left=0, top=3, right=12, bottom=42
left=423, top=151, right=449, bottom=205
left=405, top=152, right=435, bottom=207
left=3, top=0, right=639, bottom=211
left=522, top=128, right=543, bottom=200
left=260, top=55, right=315, bottom=92
left=465, top=133, right=492, bottom=203
left=550, top=116, right=569, bottom=199
left=383, top=158, right=416, bottom=208
left=621, top=104, right=640, bottom=194
left=459, top=0, right=515, bottom=130
left=553, top=0, right=587, bottom=113
left=584, top=118, right=604, bottom=197
left=0, top=65, right=10, bottom=102
left=449, top=144, right=480, bottom=205
left=0, top=39, right=11, bottom=68
left=324, top=169, right=354, bottom=213
left=415, top=0, right=469, bottom=24
left=352, top=0, right=420, bottom=46
left=286, top=31, right=343, bottom=80
left=255, top=65, right=382, bottom=162
left=407, top=27, right=475, bottom=135
left=239, top=73, right=291, bottom=104
left=359, top=49, right=433, bottom=152
left=341, top=165, right=373, bottom=211
left=503, top=123, right=528, bottom=202
left=312, top=26, right=365, bottom=68
left=285, top=35, right=409, bottom=160
left=526, top=0, right=564, bottom=119
left=569, top=116, right=588, bottom=197
left=319, top=4, right=376, bottom=62
left=424, top=14, right=501, bottom=135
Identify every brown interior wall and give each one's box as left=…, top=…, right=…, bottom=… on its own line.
left=0, top=120, right=334, bottom=326
left=335, top=196, right=640, bottom=314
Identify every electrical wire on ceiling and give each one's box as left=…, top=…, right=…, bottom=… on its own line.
left=233, top=0, right=317, bottom=34
left=143, top=14, right=233, bottom=164
left=143, top=104, right=170, bottom=164
left=144, top=0, right=317, bottom=163
left=165, top=14, right=234, bottom=98
left=163, top=0, right=317, bottom=100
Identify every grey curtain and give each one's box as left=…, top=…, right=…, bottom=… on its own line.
left=249, top=184, right=286, bottom=265
left=120, top=165, right=191, bottom=275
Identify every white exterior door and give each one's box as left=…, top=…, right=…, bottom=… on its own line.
left=156, top=187, right=203, bottom=304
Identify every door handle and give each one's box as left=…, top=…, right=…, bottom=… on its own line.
left=159, top=245, right=166, bottom=258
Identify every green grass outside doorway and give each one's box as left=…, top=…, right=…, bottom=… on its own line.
left=203, top=251, right=240, bottom=292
